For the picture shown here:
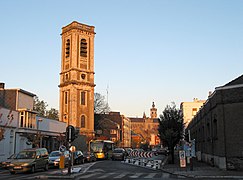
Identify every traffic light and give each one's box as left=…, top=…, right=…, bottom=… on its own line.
left=66, top=125, right=76, bottom=142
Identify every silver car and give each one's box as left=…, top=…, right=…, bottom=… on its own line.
left=48, top=151, right=69, bottom=167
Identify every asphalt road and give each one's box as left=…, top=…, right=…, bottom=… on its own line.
left=0, top=160, right=180, bottom=179
left=74, top=160, right=179, bottom=179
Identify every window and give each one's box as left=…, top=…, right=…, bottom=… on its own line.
left=111, top=138, right=116, bottom=142
left=81, top=91, right=86, bottom=105
left=192, top=108, right=197, bottom=116
left=64, top=92, right=68, bottom=104
left=80, top=39, right=87, bottom=57
left=20, top=112, right=24, bottom=127
left=81, top=115, right=85, bottom=128
left=213, top=119, right=218, bottom=138
left=110, top=129, right=117, bottom=134
left=65, top=73, right=69, bottom=81
left=65, top=39, right=70, bottom=58
left=207, top=122, right=210, bottom=140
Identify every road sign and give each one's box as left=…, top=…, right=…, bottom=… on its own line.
left=69, top=146, right=76, bottom=152
left=179, top=150, right=186, bottom=168
left=59, top=145, right=66, bottom=152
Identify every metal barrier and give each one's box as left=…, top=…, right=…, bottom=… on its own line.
left=124, top=151, right=163, bottom=170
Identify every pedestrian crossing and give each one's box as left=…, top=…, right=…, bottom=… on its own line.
left=77, top=172, right=172, bottom=179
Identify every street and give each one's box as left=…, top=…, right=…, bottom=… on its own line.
left=0, top=160, right=180, bottom=180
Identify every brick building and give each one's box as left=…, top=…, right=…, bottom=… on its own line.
left=94, top=112, right=131, bottom=147
left=187, top=74, right=243, bottom=170
left=130, top=102, right=160, bottom=148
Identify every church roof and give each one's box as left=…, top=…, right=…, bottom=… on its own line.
left=129, top=117, right=145, bottom=123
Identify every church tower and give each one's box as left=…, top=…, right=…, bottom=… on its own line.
left=150, top=102, right=157, bottom=119
left=59, top=21, right=95, bottom=138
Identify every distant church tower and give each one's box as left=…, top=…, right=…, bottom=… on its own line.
left=59, top=21, right=95, bottom=138
left=150, top=102, right=157, bottom=119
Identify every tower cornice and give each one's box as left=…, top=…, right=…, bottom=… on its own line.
left=62, top=21, right=96, bottom=35
left=59, top=80, right=96, bottom=88
left=59, top=68, right=95, bottom=75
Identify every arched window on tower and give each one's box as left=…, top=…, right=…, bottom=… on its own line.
left=65, top=39, right=70, bottom=58
left=81, top=115, right=85, bottom=128
left=80, top=39, right=87, bottom=57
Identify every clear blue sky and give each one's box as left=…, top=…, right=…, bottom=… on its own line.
left=0, top=0, right=242, bottom=117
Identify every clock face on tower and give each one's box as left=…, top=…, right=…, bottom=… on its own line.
left=81, top=74, right=86, bottom=80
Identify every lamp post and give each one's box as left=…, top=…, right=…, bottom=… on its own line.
left=37, top=118, right=43, bottom=148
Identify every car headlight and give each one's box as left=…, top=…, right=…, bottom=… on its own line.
left=22, top=163, right=30, bottom=166
left=54, top=158, right=60, bottom=162
left=9, top=163, right=14, bottom=166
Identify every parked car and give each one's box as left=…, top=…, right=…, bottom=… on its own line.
left=48, top=150, right=69, bottom=168
left=83, top=151, right=96, bottom=162
left=9, top=148, right=49, bottom=174
left=111, top=148, right=126, bottom=161
left=0, top=154, right=16, bottom=169
left=72, top=151, right=85, bottom=165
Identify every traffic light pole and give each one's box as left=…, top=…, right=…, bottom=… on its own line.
left=68, top=126, right=72, bottom=175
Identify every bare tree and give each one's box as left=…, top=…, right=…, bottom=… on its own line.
left=94, top=93, right=110, bottom=114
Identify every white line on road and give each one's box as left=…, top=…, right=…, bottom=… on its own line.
left=78, top=172, right=101, bottom=179
left=143, top=173, right=157, bottom=178
left=97, top=172, right=116, bottom=178
left=113, top=172, right=129, bottom=178
left=129, top=173, right=144, bottom=178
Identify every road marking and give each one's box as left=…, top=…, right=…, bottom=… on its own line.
left=129, top=173, right=144, bottom=178
left=97, top=172, right=116, bottom=178
left=161, top=173, right=170, bottom=178
left=144, top=173, right=157, bottom=178
left=79, top=172, right=101, bottom=179
left=114, top=172, right=129, bottom=178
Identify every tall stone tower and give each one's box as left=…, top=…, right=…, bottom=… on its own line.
left=150, top=102, right=157, bottom=119
left=59, top=21, right=95, bottom=138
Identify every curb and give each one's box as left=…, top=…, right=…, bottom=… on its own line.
left=160, top=168, right=243, bottom=179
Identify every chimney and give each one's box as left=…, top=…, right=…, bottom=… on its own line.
left=0, top=83, right=5, bottom=89
left=208, top=91, right=212, bottom=97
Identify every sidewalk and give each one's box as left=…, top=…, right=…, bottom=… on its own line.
left=161, top=156, right=243, bottom=179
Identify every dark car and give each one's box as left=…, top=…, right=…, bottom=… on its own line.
left=1, top=154, right=16, bottom=169
left=83, top=151, right=96, bottom=162
left=111, top=148, right=126, bottom=161
left=73, top=151, right=85, bottom=165
left=9, top=148, right=49, bottom=174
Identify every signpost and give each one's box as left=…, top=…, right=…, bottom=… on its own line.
left=179, top=150, right=186, bottom=168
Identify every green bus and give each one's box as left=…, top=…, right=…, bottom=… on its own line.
left=89, top=140, right=114, bottom=159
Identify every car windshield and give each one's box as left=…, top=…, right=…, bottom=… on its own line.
left=90, top=142, right=104, bottom=153
left=16, top=151, right=36, bottom=159
left=113, top=149, right=123, bottom=153
left=50, top=151, right=62, bottom=157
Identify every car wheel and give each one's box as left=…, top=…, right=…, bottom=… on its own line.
left=31, top=165, right=35, bottom=173
left=10, top=171, right=15, bottom=175
left=44, top=163, right=49, bottom=171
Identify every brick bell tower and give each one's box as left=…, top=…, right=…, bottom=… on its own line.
left=59, top=21, right=95, bottom=139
